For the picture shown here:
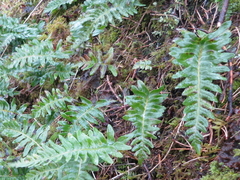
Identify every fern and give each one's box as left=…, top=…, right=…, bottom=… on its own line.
left=5, top=39, right=74, bottom=86
left=133, top=60, right=152, bottom=70
left=25, top=160, right=98, bottom=180
left=61, top=96, right=111, bottom=132
left=80, top=47, right=117, bottom=78
left=2, top=121, right=49, bottom=157
left=123, top=80, right=167, bottom=164
left=32, top=88, right=73, bottom=118
left=10, top=125, right=131, bottom=175
left=44, top=0, right=77, bottom=14
left=22, top=62, right=75, bottom=86
left=0, top=98, right=28, bottom=123
left=169, top=21, right=234, bottom=154
left=59, top=160, right=98, bottom=180
left=0, top=166, right=27, bottom=180
left=40, top=62, right=75, bottom=85
left=0, top=14, right=41, bottom=50
left=69, top=0, right=144, bottom=48
left=9, top=39, right=69, bottom=68
left=0, top=60, right=18, bottom=97
left=25, top=163, right=63, bottom=180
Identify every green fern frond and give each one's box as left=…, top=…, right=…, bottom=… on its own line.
left=0, top=166, right=27, bottom=180
left=61, top=96, right=111, bottom=132
left=25, top=163, right=60, bottom=180
left=0, top=98, right=28, bottom=123
left=0, top=14, right=40, bottom=50
left=70, top=0, right=144, bottom=47
left=0, top=79, right=17, bottom=97
left=123, top=80, right=167, bottom=164
left=2, top=120, right=49, bottom=157
left=9, top=39, right=69, bottom=68
left=169, top=21, right=234, bottom=154
left=60, top=160, right=98, bottom=180
left=133, top=60, right=152, bottom=70
left=80, top=47, right=117, bottom=78
left=0, top=61, right=18, bottom=97
left=25, top=159, right=98, bottom=180
left=10, top=125, right=131, bottom=168
left=32, top=88, right=73, bottom=118
left=39, top=62, right=75, bottom=85
left=44, top=0, right=77, bottom=14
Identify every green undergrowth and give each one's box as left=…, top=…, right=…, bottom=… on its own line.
left=0, top=0, right=239, bottom=179
left=201, top=161, right=240, bottom=180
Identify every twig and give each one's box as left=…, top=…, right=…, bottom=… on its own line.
left=110, top=165, right=139, bottom=180
left=106, top=75, right=123, bottom=103
left=149, top=120, right=184, bottom=173
left=217, top=0, right=229, bottom=27
left=173, top=156, right=207, bottom=170
left=235, top=27, right=240, bottom=55
left=23, top=0, right=44, bottom=23
left=226, top=57, right=233, bottom=121
left=209, top=3, right=218, bottom=32
left=143, top=164, right=152, bottom=180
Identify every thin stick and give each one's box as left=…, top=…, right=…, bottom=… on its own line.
left=217, top=0, right=229, bottom=27
left=24, top=0, right=44, bottom=23
left=106, top=75, right=123, bottom=103
left=110, top=165, right=139, bottom=180
left=149, top=120, right=184, bottom=173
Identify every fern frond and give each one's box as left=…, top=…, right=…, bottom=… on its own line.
left=0, top=98, right=28, bottom=124
left=26, top=159, right=98, bottom=180
left=2, top=120, right=49, bottom=157
left=0, top=166, right=27, bottom=180
left=0, top=14, right=40, bottom=50
left=80, top=47, right=117, bottom=78
left=123, top=80, right=167, bottom=164
left=0, top=79, right=17, bottom=97
left=9, top=39, right=69, bottom=68
left=61, top=97, right=111, bottom=132
left=0, top=61, right=18, bottom=97
left=70, top=0, right=144, bottom=47
left=44, top=0, right=77, bottom=13
left=10, top=125, right=131, bottom=168
left=60, top=160, right=98, bottom=180
left=133, top=60, right=152, bottom=70
left=25, top=163, right=60, bottom=180
left=39, top=62, right=75, bottom=85
left=32, top=88, right=73, bottom=118
left=169, top=21, right=234, bottom=154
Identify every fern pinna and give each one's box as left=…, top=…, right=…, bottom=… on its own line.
left=123, top=80, right=167, bottom=164
left=169, top=21, right=234, bottom=154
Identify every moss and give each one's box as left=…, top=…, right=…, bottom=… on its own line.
left=201, top=161, right=240, bottom=180
left=46, top=16, right=70, bottom=47
left=99, top=26, right=121, bottom=45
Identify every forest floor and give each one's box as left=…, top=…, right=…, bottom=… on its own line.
left=1, top=0, right=240, bottom=179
